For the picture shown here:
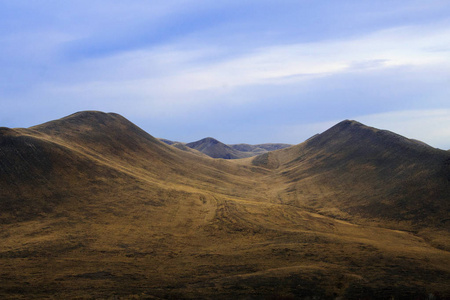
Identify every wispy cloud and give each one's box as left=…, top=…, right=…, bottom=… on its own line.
left=1, top=1, right=449, bottom=147
left=30, top=22, right=450, bottom=111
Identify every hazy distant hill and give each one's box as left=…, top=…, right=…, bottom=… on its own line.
left=229, top=142, right=292, bottom=154
left=1, top=112, right=449, bottom=299
left=161, top=137, right=292, bottom=159
left=186, top=137, right=253, bottom=159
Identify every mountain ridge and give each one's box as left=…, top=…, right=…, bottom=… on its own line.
left=161, top=136, right=292, bottom=159
left=186, top=137, right=252, bottom=159
left=253, top=119, right=450, bottom=227
left=1, top=111, right=450, bottom=299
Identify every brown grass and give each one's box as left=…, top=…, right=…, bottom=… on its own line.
left=1, top=112, right=449, bottom=299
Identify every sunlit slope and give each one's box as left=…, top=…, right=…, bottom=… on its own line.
left=254, top=120, right=450, bottom=227
left=33, top=111, right=273, bottom=193
left=1, top=113, right=449, bottom=299
left=0, top=111, right=266, bottom=222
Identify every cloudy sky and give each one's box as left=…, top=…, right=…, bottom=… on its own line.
left=1, top=1, right=450, bottom=149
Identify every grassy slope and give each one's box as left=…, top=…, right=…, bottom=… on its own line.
left=254, top=120, right=450, bottom=226
left=1, top=113, right=449, bottom=299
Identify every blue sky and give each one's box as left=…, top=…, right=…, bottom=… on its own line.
left=1, top=1, right=450, bottom=149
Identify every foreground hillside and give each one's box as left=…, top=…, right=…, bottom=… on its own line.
left=253, top=120, right=450, bottom=229
left=1, top=112, right=449, bottom=299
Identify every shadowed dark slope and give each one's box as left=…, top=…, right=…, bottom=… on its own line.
left=254, top=120, right=450, bottom=227
left=0, top=125, right=128, bottom=222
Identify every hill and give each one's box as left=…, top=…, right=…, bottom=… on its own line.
left=253, top=120, right=450, bottom=228
left=1, top=111, right=263, bottom=222
left=1, top=113, right=450, bottom=299
left=229, top=142, right=292, bottom=156
left=167, top=137, right=292, bottom=159
left=185, top=137, right=252, bottom=159
left=230, top=142, right=292, bottom=153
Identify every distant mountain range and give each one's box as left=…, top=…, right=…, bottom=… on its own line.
left=160, top=137, right=292, bottom=159
left=1, top=111, right=449, bottom=299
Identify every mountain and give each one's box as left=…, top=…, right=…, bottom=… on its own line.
left=0, top=111, right=257, bottom=222
left=253, top=120, right=450, bottom=227
left=1, top=113, right=450, bottom=299
left=185, top=137, right=253, bottom=159
left=171, top=137, right=292, bottom=159
left=229, top=143, right=292, bottom=155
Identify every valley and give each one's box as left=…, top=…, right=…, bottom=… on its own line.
left=1, top=111, right=449, bottom=299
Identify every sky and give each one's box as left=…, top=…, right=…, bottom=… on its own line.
left=1, top=0, right=450, bottom=149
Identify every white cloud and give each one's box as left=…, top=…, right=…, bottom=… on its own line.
left=147, top=22, right=450, bottom=92
left=33, top=22, right=450, bottom=112
left=2, top=1, right=450, bottom=147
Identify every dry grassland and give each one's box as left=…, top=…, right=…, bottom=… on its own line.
left=1, top=112, right=449, bottom=299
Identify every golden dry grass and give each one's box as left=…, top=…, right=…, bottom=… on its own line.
left=1, top=112, right=449, bottom=299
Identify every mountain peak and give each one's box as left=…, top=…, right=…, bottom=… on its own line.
left=30, top=111, right=139, bottom=134
left=42, top=110, right=125, bottom=127
left=185, top=137, right=232, bottom=158
left=326, top=119, right=376, bottom=135
left=178, top=138, right=292, bottom=159
left=254, top=119, right=442, bottom=170
left=336, top=119, right=363, bottom=127
left=28, top=111, right=164, bottom=158
left=306, top=119, right=435, bottom=153
left=64, top=110, right=112, bottom=119
left=186, top=137, right=223, bottom=148
left=201, top=137, right=220, bottom=143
